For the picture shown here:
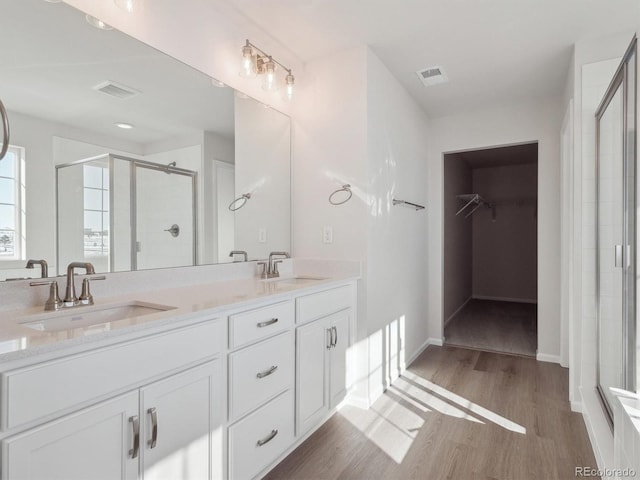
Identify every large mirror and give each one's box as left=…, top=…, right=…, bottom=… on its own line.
left=0, top=0, right=291, bottom=281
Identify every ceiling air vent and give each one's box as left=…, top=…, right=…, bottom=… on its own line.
left=93, top=80, right=140, bottom=99
left=416, top=66, right=448, bottom=87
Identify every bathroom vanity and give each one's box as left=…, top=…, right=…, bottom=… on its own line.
left=0, top=269, right=358, bottom=480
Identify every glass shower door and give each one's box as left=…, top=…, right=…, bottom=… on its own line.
left=596, top=36, right=637, bottom=422
left=597, top=82, right=625, bottom=417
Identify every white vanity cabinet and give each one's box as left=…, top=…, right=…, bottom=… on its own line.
left=2, top=391, right=139, bottom=480
left=295, top=285, right=353, bottom=437
left=0, top=318, right=224, bottom=480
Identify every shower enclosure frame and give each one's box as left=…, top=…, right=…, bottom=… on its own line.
left=55, top=153, right=198, bottom=274
left=595, top=36, right=637, bottom=426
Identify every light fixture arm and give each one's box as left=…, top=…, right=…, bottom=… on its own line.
left=244, top=39, right=292, bottom=75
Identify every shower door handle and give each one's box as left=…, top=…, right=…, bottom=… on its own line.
left=615, top=245, right=623, bottom=268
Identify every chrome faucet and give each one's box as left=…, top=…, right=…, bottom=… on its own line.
left=63, top=262, right=95, bottom=307
left=229, top=250, right=248, bottom=262
left=26, top=259, right=48, bottom=278
left=265, top=251, right=290, bottom=278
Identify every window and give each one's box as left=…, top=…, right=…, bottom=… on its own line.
left=0, top=146, right=25, bottom=260
left=83, top=165, right=109, bottom=258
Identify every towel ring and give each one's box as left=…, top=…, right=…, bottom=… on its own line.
left=329, top=184, right=352, bottom=206
left=0, top=99, right=9, bottom=161
left=229, top=193, right=251, bottom=211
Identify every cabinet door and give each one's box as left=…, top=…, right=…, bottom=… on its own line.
left=296, top=317, right=330, bottom=436
left=2, top=391, right=138, bottom=480
left=141, top=360, right=223, bottom=480
left=329, top=310, right=350, bottom=408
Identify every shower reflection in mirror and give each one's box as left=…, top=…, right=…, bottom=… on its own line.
left=56, top=154, right=200, bottom=274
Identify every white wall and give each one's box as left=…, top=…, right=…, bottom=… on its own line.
left=428, top=99, right=563, bottom=361
left=365, top=49, right=430, bottom=398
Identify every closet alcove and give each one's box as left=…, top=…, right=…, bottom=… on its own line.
left=443, top=142, right=538, bottom=356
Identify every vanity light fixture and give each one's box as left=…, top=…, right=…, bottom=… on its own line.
left=114, top=122, right=134, bottom=129
left=239, top=40, right=295, bottom=99
left=114, top=0, right=144, bottom=14
left=85, top=15, right=113, bottom=31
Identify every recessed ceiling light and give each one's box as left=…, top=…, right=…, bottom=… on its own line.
left=114, top=122, right=134, bottom=129
left=86, top=15, right=113, bottom=30
left=211, top=78, right=225, bottom=88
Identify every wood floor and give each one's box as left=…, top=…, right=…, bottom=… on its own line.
left=265, top=346, right=598, bottom=480
left=444, top=300, right=537, bottom=357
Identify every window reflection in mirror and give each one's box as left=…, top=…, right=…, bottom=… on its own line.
left=0, top=0, right=291, bottom=280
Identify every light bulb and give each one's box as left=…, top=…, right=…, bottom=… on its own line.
left=239, top=44, right=255, bottom=78
left=285, top=73, right=295, bottom=100
left=262, top=59, right=277, bottom=92
left=114, top=0, right=144, bottom=14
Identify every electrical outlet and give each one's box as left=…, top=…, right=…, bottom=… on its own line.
left=258, top=228, right=267, bottom=243
left=323, top=226, right=333, bottom=244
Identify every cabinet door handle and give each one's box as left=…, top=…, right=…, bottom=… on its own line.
left=256, top=365, right=278, bottom=378
left=257, top=318, right=278, bottom=328
left=326, top=328, right=332, bottom=349
left=332, top=326, right=338, bottom=348
left=148, top=407, right=158, bottom=449
left=257, top=429, right=278, bottom=446
left=129, top=415, right=140, bottom=459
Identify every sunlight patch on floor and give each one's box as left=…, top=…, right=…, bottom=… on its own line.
left=402, top=370, right=526, bottom=434
left=340, top=392, right=424, bottom=463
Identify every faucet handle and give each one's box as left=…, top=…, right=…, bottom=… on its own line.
left=273, top=260, right=283, bottom=276
left=79, top=276, right=105, bottom=305
left=257, top=262, right=268, bottom=279
left=30, top=280, right=62, bottom=311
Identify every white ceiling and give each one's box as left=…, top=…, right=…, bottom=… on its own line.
left=223, top=0, right=640, bottom=117
left=0, top=0, right=235, bottom=147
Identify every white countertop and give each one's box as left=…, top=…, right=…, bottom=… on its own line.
left=0, top=273, right=357, bottom=364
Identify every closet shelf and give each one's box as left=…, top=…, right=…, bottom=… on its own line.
left=456, top=193, right=492, bottom=217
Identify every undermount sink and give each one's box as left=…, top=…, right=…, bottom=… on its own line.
left=19, top=301, right=176, bottom=333
left=264, top=275, right=328, bottom=286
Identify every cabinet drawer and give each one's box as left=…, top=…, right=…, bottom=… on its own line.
left=229, top=301, right=294, bottom=348
left=228, top=389, right=294, bottom=480
left=296, top=285, right=353, bottom=324
left=229, top=331, right=294, bottom=421
left=1, top=319, right=222, bottom=431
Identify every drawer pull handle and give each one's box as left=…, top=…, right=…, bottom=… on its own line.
left=257, top=318, right=278, bottom=328
left=148, top=407, right=158, bottom=449
left=257, top=429, right=278, bottom=446
left=326, top=328, right=332, bottom=349
left=332, top=326, right=338, bottom=347
left=129, top=415, right=140, bottom=459
left=257, top=365, right=278, bottom=378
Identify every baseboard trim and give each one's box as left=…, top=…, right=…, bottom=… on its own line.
left=445, top=296, right=472, bottom=327
left=536, top=353, right=562, bottom=364
left=472, top=295, right=537, bottom=304
left=405, top=337, right=443, bottom=368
